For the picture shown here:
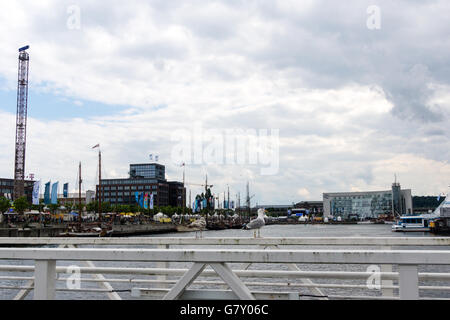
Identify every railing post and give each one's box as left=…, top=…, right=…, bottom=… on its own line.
left=399, top=264, right=419, bottom=300
left=157, top=244, right=169, bottom=288
left=381, top=246, right=394, bottom=298
left=34, top=260, right=56, bottom=300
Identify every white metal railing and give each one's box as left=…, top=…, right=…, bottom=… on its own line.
left=0, top=237, right=449, bottom=300
left=1, top=236, right=450, bottom=246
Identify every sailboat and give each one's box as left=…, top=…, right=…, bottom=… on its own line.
left=59, top=154, right=113, bottom=237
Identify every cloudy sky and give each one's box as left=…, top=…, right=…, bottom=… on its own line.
left=0, top=0, right=449, bottom=205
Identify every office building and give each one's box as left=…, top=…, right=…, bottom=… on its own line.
left=0, top=178, right=34, bottom=203
left=96, top=163, right=185, bottom=207
left=323, top=183, right=413, bottom=219
left=56, top=190, right=96, bottom=207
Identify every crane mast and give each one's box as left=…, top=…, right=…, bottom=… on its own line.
left=13, top=46, right=30, bottom=200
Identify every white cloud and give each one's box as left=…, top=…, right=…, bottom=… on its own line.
left=297, top=188, right=311, bottom=198
left=0, top=0, right=449, bottom=203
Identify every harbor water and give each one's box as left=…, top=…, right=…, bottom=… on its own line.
left=1, top=223, right=449, bottom=300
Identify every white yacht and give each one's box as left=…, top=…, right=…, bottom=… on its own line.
left=392, top=215, right=432, bottom=232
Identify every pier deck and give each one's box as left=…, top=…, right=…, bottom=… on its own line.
left=0, top=237, right=449, bottom=300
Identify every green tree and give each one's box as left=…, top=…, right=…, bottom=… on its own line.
left=101, top=202, right=111, bottom=213
left=0, top=197, right=11, bottom=214
left=13, top=197, right=29, bottom=214
left=86, top=201, right=97, bottom=213
left=85, top=201, right=111, bottom=213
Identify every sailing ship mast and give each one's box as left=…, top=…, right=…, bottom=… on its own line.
left=92, top=144, right=102, bottom=221
left=78, top=162, right=82, bottom=223
left=98, top=149, right=102, bottom=221
left=182, top=163, right=185, bottom=215
left=228, top=185, right=230, bottom=211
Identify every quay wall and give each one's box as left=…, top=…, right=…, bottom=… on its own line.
left=0, top=223, right=177, bottom=238
left=111, top=223, right=177, bottom=236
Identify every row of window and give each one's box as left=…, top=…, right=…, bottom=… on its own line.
left=102, top=191, right=159, bottom=197
left=103, top=197, right=161, bottom=203
left=331, top=194, right=392, bottom=201
left=102, top=185, right=160, bottom=191
left=101, top=179, right=160, bottom=185
left=402, top=218, right=424, bottom=224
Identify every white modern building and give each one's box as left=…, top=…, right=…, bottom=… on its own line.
left=323, top=183, right=413, bottom=219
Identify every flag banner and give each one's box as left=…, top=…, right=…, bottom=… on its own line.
left=202, top=199, right=207, bottom=209
left=231, top=201, right=235, bottom=209
left=63, top=183, right=69, bottom=198
left=32, top=181, right=40, bottom=205
left=51, top=182, right=59, bottom=205
left=139, top=193, right=144, bottom=208
left=44, top=182, right=51, bottom=205
left=135, top=192, right=139, bottom=204
left=193, top=200, right=198, bottom=213
left=150, top=193, right=154, bottom=210
left=144, top=193, right=149, bottom=209
left=92, top=144, right=100, bottom=149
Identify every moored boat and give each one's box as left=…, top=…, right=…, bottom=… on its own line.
left=392, top=215, right=431, bottom=232
left=176, top=225, right=204, bottom=232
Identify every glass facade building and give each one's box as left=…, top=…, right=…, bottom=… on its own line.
left=327, top=192, right=392, bottom=218
left=96, top=163, right=184, bottom=208
left=323, top=185, right=412, bottom=219
left=129, top=164, right=165, bottom=180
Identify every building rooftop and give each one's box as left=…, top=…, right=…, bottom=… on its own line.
left=323, top=189, right=411, bottom=197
